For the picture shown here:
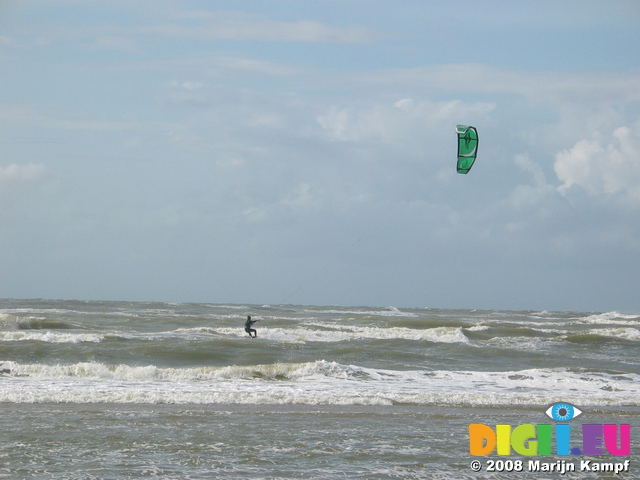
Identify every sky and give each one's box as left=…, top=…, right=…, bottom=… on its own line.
left=1, top=0, right=639, bottom=312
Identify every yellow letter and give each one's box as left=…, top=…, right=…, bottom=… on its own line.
left=496, top=424, right=512, bottom=455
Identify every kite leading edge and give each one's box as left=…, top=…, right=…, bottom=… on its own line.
left=456, top=125, right=478, bottom=174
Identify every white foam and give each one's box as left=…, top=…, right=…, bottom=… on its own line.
left=274, top=324, right=468, bottom=343
left=485, top=336, right=556, bottom=351
left=304, top=307, right=418, bottom=317
left=579, top=311, right=640, bottom=325
left=168, top=324, right=470, bottom=344
left=0, top=313, right=17, bottom=328
left=0, top=360, right=381, bottom=382
left=2, top=360, right=638, bottom=407
left=466, top=325, right=490, bottom=332
left=0, top=331, right=103, bottom=343
left=584, top=327, right=640, bottom=342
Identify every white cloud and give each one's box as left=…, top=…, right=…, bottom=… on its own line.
left=317, top=99, right=495, bottom=143
left=515, top=153, right=546, bottom=186
left=316, top=107, right=351, bottom=141
left=361, top=64, right=640, bottom=103
left=0, top=163, right=48, bottom=185
left=0, top=103, right=144, bottom=132
left=139, top=18, right=373, bottom=44
left=281, top=183, right=311, bottom=206
left=508, top=154, right=556, bottom=208
left=555, top=124, right=640, bottom=203
left=0, top=163, right=54, bottom=218
left=88, top=36, right=144, bottom=55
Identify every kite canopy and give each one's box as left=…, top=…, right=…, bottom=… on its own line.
left=456, top=125, right=478, bottom=174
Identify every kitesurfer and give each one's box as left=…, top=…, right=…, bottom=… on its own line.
left=244, top=315, right=259, bottom=338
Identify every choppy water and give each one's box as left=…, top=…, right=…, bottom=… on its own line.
left=1, top=300, right=639, bottom=478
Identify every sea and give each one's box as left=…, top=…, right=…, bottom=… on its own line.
left=1, top=299, right=638, bottom=479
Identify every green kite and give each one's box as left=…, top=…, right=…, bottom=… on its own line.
left=456, top=125, right=478, bottom=174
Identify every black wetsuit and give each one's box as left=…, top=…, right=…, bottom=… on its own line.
left=244, top=317, right=258, bottom=338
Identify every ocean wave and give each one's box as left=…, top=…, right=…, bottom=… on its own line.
left=301, top=324, right=469, bottom=343
left=2, top=360, right=638, bottom=402
left=466, top=325, right=490, bottom=332
left=2, top=388, right=637, bottom=407
left=304, top=306, right=418, bottom=318
left=172, top=324, right=470, bottom=344
left=1, top=362, right=638, bottom=407
left=0, top=360, right=379, bottom=382
left=16, top=318, right=80, bottom=330
left=578, top=311, right=640, bottom=325
left=0, top=331, right=103, bottom=343
left=0, top=308, right=79, bottom=315
left=0, top=323, right=472, bottom=345
left=565, top=327, right=640, bottom=343
left=483, top=336, right=556, bottom=351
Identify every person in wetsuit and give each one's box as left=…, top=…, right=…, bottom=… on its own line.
left=244, top=315, right=259, bottom=338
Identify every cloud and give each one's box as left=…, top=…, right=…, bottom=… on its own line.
left=555, top=123, right=640, bottom=203
left=0, top=102, right=151, bottom=135
left=280, top=183, right=318, bottom=209
left=87, top=35, right=145, bottom=55
left=360, top=64, right=640, bottom=102
left=508, top=154, right=556, bottom=208
left=139, top=18, right=374, bottom=44
left=317, top=98, right=495, bottom=143
left=0, top=163, right=48, bottom=185
left=0, top=163, right=54, bottom=219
